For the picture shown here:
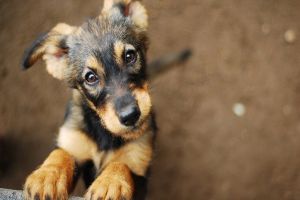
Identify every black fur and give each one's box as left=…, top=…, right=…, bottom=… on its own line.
left=81, top=100, right=125, bottom=151
left=21, top=33, right=48, bottom=70
left=131, top=172, right=148, bottom=200
left=81, top=160, right=97, bottom=188
left=71, top=161, right=81, bottom=191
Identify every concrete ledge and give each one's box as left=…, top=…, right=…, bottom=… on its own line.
left=0, top=188, right=83, bottom=200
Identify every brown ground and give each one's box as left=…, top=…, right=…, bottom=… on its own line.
left=1, top=0, right=300, bottom=199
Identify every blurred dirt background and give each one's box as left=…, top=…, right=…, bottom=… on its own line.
left=1, top=0, right=300, bottom=199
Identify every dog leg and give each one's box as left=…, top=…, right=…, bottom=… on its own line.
left=23, top=149, right=76, bottom=200
left=85, top=162, right=134, bottom=200
left=85, top=132, right=154, bottom=200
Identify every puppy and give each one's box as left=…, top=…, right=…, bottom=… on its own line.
left=22, top=0, right=155, bottom=199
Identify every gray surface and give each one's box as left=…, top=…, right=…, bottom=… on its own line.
left=0, top=188, right=83, bottom=200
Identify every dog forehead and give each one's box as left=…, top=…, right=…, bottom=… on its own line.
left=67, top=19, right=134, bottom=59
left=77, top=18, right=131, bottom=41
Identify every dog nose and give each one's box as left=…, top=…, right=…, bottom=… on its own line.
left=118, top=105, right=141, bottom=126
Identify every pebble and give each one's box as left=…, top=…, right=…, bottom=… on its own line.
left=284, top=29, right=296, bottom=43
left=233, top=103, right=246, bottom=117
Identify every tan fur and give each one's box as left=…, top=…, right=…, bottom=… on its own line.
left=102, top=0, right=131, bottom=15
left=100, top=102, right=128, bottom=134
left=97, top=101, right=150, bottom=140
left=51, top=23, right=76, bottom=35
left=24, top=149, right=75, bottom=200
left=103, top=131, right=153, bottom=176
left=43, top=45, right=68, bottom=80
left=122, top=117, right=150, bottom=140
left=114, top=40, right=125, bottom=66
left=114, top=131, right=153, bottom=176
left=85, top=56, right=105, bottom=74
left=26, top=46, right=46, bottom=68
left=124, top=44, right=135, bottom=51
left=28, top=23, right=77, bottom=80
left=57, top=126, right=97, bottom=163
left=85, top=162, right=134, bottom=200
left=133, top=84, right=152, bottom=126
left=43, top=23, right=77, bottom=79
left=62, top=90, right=85, bottom=129
left=129, top=1, right=148, bottom=30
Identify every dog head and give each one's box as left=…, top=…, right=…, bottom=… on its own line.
left=22, top=0, right=151, bottom=140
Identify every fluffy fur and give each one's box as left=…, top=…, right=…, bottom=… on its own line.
left=22, top=1, right=155, bottom=200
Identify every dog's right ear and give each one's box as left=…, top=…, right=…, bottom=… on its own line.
left=21, top=23, right=77, bottom=80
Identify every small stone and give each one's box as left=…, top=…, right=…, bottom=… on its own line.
left=233, top=103, right=246, bottom=117
left=284, top=29, right=296, bottom=43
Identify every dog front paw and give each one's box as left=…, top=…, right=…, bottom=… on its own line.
left=24, top=165, right=69, bottom=200
left=85, top=163, right=134, bottom=200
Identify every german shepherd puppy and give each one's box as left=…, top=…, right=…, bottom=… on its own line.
left=22, top=0, right=155, bottom=199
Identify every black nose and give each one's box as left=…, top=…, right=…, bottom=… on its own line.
left=118, top=105, right=141, bottom=126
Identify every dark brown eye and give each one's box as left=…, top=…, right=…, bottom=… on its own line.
left=85, top=71, right=99, bottom=84
left=124, top=49, right=137, bottom=65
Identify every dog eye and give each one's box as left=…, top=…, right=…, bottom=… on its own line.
left=124, top=49, right=137, bottom=65
left=85, top=71, right=99, bottom=85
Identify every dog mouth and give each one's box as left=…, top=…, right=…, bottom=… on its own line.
left=126, top=118, right=145, bottom=131
left=118, top=117, right=150, bottom=140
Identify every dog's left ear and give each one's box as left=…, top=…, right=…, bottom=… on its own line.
left=21, top=23, right=76, bottom=80
left=102, top=0, right=148, bottom=31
